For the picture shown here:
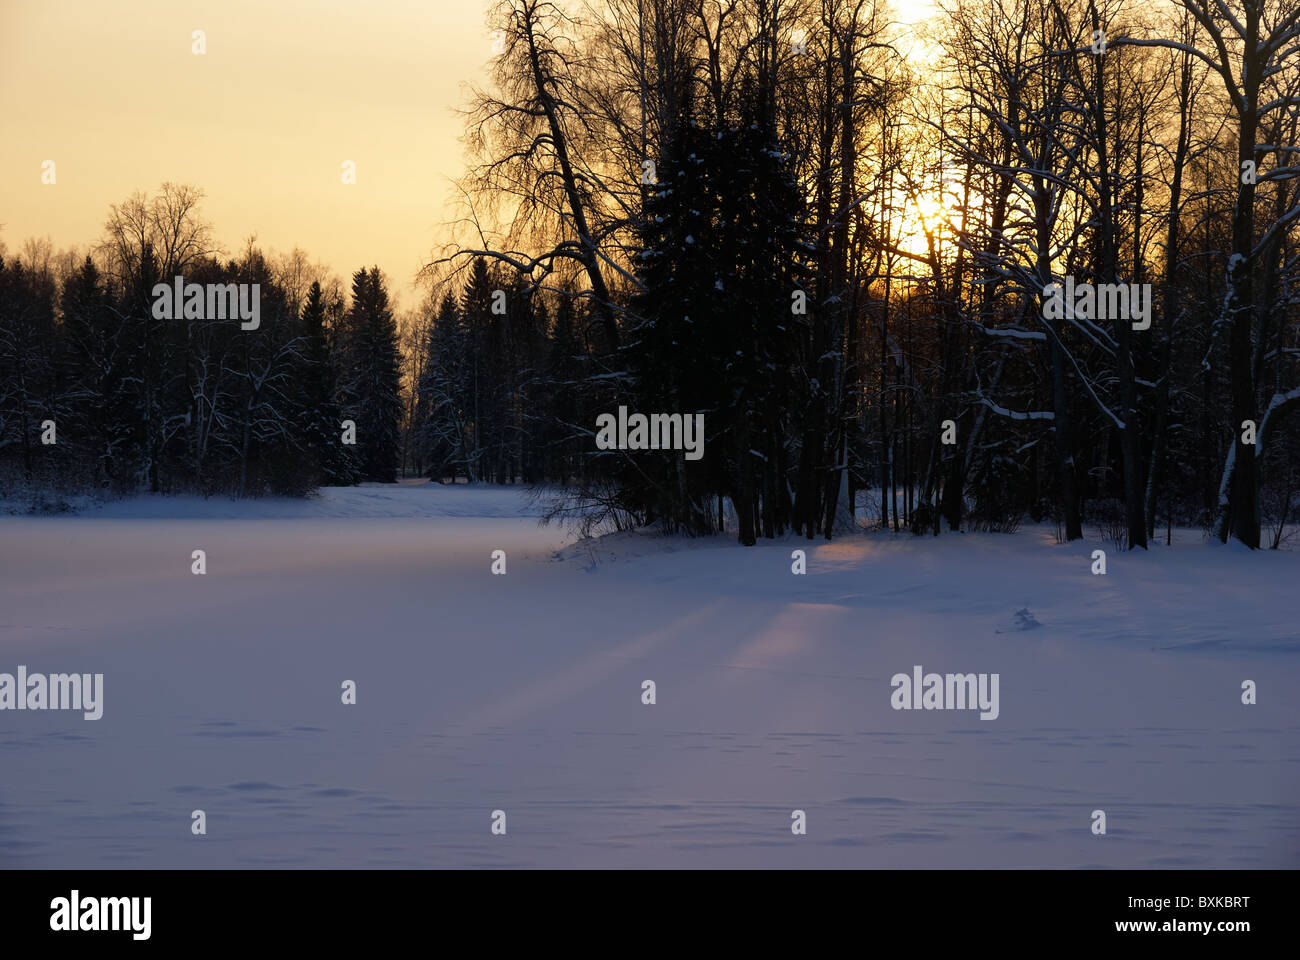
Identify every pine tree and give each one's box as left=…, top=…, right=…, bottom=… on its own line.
left=545, top=292, right=586, bottom=484
left=717, top=89, right=810, bottom=542
left=340, top=267, right=403, bottom=482
left=419, top=291, right=473, bottom=481
left=299, top=281, right=358, bottom=485
left=459, top=257, right=500, bottom=481
left=59, top=256, right=124, bottom=488
left=224, top=249, right=309, bottom=497
left=627, top=82, right=809, bottom=542
left=0, top=256, right=59, bottom=491
left=516, top=291, right=548, bottom=483
left=628, top=115, right=723, bottom=534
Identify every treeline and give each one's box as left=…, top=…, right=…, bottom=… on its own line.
left=5, top=0, right=1298, bottom=552
left=423, top=0, right=1300, bottom=549
left=0, top=184, right=404, bottom=503
left=412, top=256, right=586, bottom=486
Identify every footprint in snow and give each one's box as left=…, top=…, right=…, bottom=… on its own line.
left=996, top=607, right=1042, bottom=633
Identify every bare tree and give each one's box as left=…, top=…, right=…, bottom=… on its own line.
left=454, top=0, right=625, bottom=351
left=1119, top=0, right=1300, bottom=547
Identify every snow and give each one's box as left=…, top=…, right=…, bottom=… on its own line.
left=1, top=481, right=1297, bottom=868
left=65, top=482, right=553, bottom=521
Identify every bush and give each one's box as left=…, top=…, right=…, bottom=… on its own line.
left=967, top=454, right=1024, bottom=534
left=1088, top=497, right=1128, bottom=550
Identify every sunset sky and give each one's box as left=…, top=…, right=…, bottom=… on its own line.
left=1, top=0, right=936, bottom=306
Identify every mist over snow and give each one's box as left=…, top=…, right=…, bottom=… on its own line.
left=1, top=482, right=1296, bottom=868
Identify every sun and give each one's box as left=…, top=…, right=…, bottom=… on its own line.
left=895, top=186, right=956, bottom=259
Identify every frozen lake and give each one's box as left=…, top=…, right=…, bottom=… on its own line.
left=1, top=482, right=1297, bottom=867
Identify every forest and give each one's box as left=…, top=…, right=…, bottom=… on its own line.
left=2, top=0, right=1298, bottom=551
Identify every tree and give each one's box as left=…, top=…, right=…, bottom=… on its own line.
left=457, top=0, right=625, bottom=353
left=1120, top=0, right=1300, bottom=548
left=0, top=255, right=58, bottom=489
left=300, top=281, right=359, bottom=486
left=420, top=290, right=476, bottom=481
left=340, top=268, right=404, bottom=482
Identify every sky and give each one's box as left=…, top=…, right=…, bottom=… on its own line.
left=1, top=0, right=936, bottom=307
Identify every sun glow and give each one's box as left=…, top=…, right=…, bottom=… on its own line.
left=891, top=183, right=960, bottom=260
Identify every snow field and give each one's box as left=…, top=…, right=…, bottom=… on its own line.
left=0, top=482, right=1296, bottom=867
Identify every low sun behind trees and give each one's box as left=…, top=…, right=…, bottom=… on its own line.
left=2, top=0, right=1298, bottom=552
left=429, top=0, right=1300, bottom=549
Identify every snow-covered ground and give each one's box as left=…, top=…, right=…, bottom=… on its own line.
left=1, top=481, right=1296, bottom=868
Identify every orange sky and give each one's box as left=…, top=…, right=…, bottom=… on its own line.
left=1, top=0, right=935, bottom=307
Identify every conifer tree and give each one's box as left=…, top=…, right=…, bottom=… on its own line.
left=341, top=267, right=403, bottom=482
left=545, top=292, right=586, bottom=485
left=419, top=290, right=474, bottom=481
left=299, top=280, right=358, bottom=485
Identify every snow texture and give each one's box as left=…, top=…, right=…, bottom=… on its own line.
left=1, top=481, right=1296, bottom=867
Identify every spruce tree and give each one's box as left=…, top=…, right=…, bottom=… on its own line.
left=715, top=88, right=810, bottom=542
left=341, top=267, right=403, bottom=482
left=545, top=292, right=586, bottom=485
left=0, top=257, right=59, bottom=491
left=629, top=111, right=733, bottom=534
left=59, top=256, right=123, bottom=488
left=299, top=281, right=358, bottom=485
left=459, top=257, right=499, bottom=481
left=419, top=291, right=472, bottom=481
